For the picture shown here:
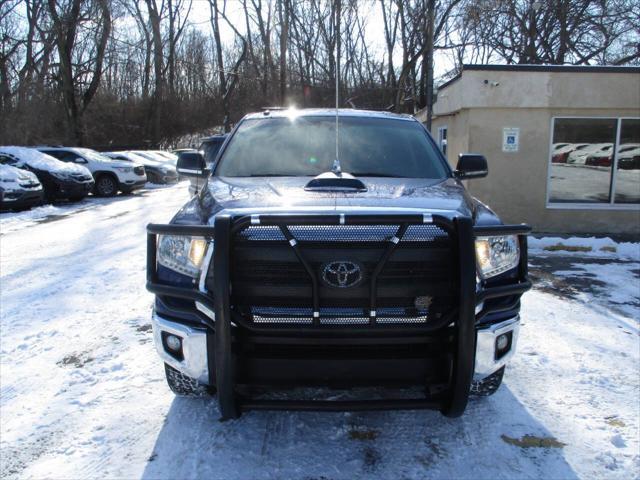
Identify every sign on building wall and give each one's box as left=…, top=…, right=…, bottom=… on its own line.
left=502, top=127, right=520, bottom=152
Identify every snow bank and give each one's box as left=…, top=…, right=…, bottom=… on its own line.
left=0, top=146, right=90, bottom=175
left=530, top=236, right=640, bottom=261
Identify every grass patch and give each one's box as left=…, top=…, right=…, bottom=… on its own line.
left=501, top=434, right=566, bottom=449
left=348, top=428, right=380, bottom=441
left=605, top=416, right=626, bottom=427
left=600, top=246, right=617, bottom=253
left=543, top=243, right=592, bottom=252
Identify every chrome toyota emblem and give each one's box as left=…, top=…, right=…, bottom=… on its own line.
left=321, top=261, right=363, bottom=288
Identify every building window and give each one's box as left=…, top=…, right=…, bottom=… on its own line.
left=548, top=117, right=640, bottom=207
left=438, top=126, right=447, bottom=156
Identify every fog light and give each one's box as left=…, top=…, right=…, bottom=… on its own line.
left=165, top=334, right=182, bottom=352
left=496, top=334, right=509, bottom=351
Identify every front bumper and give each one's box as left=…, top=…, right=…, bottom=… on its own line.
left=0, top=188, right=44, bottom=209
left=152, top=312, right=209, bottom=384
left=119, top=179, right=147, bottom=191
left=54, top=179, right=94, bottom=198
left=146, top=214, right=531, bottom=418
left=152, top=311, right=521, bottom=388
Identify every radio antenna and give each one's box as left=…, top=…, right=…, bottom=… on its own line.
left=332, top=0, right=341, bottom=176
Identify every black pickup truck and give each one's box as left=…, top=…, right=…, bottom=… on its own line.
left=146, top=109, right=531, bottom=419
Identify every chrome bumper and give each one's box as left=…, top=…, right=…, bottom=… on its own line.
left=152, top=312, right=210, bottom=385
left=152, top=311, right=520, bottom=387
left=474, top=316, right=520, bottom=380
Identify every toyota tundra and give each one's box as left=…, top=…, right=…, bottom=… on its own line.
left=146, top=109, right=531, bottom=419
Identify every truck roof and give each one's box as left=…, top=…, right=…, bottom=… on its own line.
left=243, top=108, right=416, bottom=122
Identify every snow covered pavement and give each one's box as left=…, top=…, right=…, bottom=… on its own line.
left=1, top=184, right=639, bottom=479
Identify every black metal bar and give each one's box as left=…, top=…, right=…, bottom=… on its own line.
left=213, top=215, right=239, bottom=420
left=442, top=216, right=475, bottom=418
left=231, top=213, right=452, bottom=229
left=230, top=310, right=457, bottom=336
left=518, top=234, right=529, bottom=280
left=476, top=280, right=532, bottom=302
left=474, top=224, right=531, bottom=236
left=279, top=225, right=320, bottom=325
left=240, top=398, right=442, bottom=412
left=146, top=232, right=157, bottom=284
left=369, top=223, right=409, bottom=323
left=147, top=223, right=216, bottom=236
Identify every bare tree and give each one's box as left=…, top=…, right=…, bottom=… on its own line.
left=209, top=0, right=248, bottom=132
left=464, top=0, right=640, bottom=65
left=48, top=0, right=112, bottom=145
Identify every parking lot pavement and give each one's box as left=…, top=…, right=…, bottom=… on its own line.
left=0, top=183, right=182, bottom=235
left=1, top=185, right=638, bottom=479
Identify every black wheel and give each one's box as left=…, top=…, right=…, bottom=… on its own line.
left=95, top=174, right=118, bottom=196
left=470, top=366, right=505, bottom=396
left=164, top=363, right=210, bottom=397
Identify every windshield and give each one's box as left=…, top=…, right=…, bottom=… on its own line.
left=201, top=140, right=225, bottom=166
left=216, top=116, right=449, bottom=178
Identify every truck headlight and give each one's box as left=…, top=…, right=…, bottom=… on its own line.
left=157, top=235, right=209, bottom=278
left=475, top=235, right=520, bottom=279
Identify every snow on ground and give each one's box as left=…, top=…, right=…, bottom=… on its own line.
left=0, top=183, right=185, bottom=234
left=1, top=184, right=639, bottom=479
left=530, top=236, right=640, bottom=261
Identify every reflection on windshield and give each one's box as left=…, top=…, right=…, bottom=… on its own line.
left=216, top=116, right=448, bottom=179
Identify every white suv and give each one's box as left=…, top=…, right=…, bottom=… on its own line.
left=38, top=147, right=147, bottom=196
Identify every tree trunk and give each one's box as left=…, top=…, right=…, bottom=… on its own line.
left=146, top=0, right=164, bottom=144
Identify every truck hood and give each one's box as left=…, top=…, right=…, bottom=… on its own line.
left=171, top=176, right=502, bottom=226
left=169, top=176, right=504, bottom=227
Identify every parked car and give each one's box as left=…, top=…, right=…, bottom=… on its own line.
left=0, top=146, right=94, bottom=202
left=183, top=135, right=228, bottom=195
left=617, top=143, right=640, bottom=170
left=0, top=163, right=44, bottom=211
left=551, top=143, right=587, bottom=163
left=567, top=143, right=612, bottom=165
left=130, top=150, right=175, bottom=166
left=104, top=151, right=178, bottom=184
left=147, top=109, right=531, bottom=419
left=150, top=150, right=179, bottom=164
left=585, top=144, right=616, bottom=167
left=172, top=148, right=196, bottom=155
left=38, top=147, right=146, bottom=196
left=200, top=134, right=227, bottom=168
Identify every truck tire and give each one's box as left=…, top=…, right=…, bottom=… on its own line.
left=470, top=366, right=505, bottom=396
left=164, top=363, right=210, bottom=397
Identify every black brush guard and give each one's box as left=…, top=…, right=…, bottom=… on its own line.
left=147, top=214, right=531, bottom=419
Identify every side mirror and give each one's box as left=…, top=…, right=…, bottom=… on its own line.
left=455, top=153, right=488, bottom=179
left=74, top=157, right=87, bottom=164
left=177, top=151, right=209, bottom=178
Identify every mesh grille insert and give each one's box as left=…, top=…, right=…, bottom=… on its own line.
left=237, top=224, right=447, bottom=242
left=248, top=306, right=430, bottom=325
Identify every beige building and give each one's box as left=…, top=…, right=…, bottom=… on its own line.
left=416, top=64, right=640, bottom=235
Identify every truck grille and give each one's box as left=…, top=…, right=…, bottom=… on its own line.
left=227, top=223, right=457, bottom=327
